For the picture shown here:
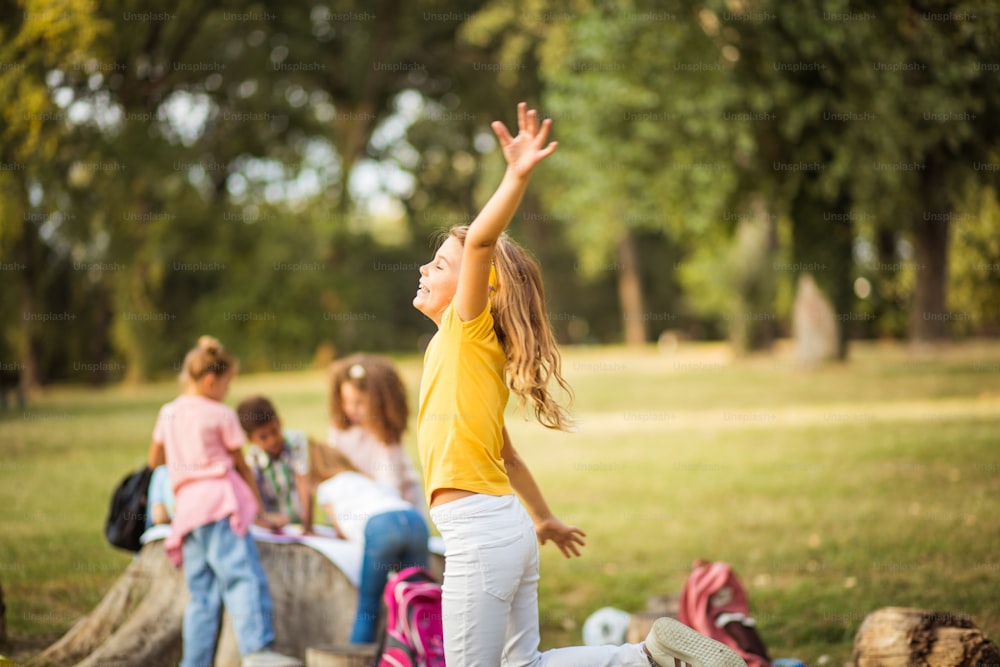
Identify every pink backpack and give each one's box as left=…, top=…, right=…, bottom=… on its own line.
left=678, top=561, right=772, bottom=667
left=372, top=567, right=445, bottom=667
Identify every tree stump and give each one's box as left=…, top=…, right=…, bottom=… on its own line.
left=28, top=540, right=443, bottom=667
left=305, top=645, right=376, bottom=667
left=852, top=607, right=1000, bottom=667
left=27, top=540, right=186, bottom=667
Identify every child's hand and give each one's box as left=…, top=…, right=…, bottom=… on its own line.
left=535, top=516, right=586, bottom=558
left=491, top=102, right=558, bottom=179
left=256, top=512, right=290, bottom=531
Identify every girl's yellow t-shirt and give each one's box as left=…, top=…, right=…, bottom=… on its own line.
left=417, top=302, right=514, bottom=505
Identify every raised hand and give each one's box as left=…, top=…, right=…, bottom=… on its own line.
left=491, top=102, right=558, bottom=179
left=535, top=515, right=587, bottom=559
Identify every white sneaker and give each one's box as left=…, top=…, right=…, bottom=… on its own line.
left=644, top=617, right=747, bottom=667
left=242, top=649, right=304, bottom=667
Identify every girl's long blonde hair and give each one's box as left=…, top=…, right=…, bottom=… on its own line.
left=449, top=226, right=573, bottom=431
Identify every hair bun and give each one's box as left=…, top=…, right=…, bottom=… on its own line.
left=179, top=335, right=237, bottom=384
left=197, top=335, right=223, bottom=354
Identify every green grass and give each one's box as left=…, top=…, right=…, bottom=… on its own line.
left=2, top=340, right=999, bottom=664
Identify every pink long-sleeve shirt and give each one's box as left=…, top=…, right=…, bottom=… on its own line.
left=153, top=394, right=258, bottom=566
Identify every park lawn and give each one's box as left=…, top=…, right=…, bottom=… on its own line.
left=1, top=341, right=999, bottom=664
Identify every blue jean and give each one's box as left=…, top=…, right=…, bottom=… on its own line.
left=181, top=518, right=275, bottom=667
left=351, top=508, right=430, bottom=644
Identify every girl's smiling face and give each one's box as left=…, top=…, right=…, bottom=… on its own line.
left=413, top=236, right=462, bottom=324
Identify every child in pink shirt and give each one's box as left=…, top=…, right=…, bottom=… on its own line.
left=147, top=336, right=301, bottom=667
left=327, top=353, right=425, bottom=515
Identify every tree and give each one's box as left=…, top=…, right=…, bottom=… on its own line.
left=539, top=5, right=746, bottom=345
left=0, top=0, right=106, bottom=389
left=855, top=0, right=1000, bottom=342
left=722, top=0, right=1000, bottom=346
left=1, top=0, right=514, bottom=383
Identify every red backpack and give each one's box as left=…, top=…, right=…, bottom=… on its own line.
left=678, top=561, right=772, bottom=667
left=371, top=567, right=445, bottom=667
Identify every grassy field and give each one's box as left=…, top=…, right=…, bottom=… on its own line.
left=2, top=340, right=999, bottom=664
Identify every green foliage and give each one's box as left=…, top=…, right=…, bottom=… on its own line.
left=2, top=0, right=1000, bottom=383
left=542, top=5, right=741, bottom=265
left=0, top=0, right=499, bottom=382
left=0, top=0, right=106, bottom=164
left=949, top=184, right=1000, bottom=333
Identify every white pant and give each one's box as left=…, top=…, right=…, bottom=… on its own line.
left=430, top=494, right=648, bottom=667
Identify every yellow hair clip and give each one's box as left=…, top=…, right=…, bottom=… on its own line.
left=488, top=263, right=498, bottom=295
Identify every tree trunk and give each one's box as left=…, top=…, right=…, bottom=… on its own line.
left=756, top=198, right=778, bottom=351
left=331, top=101, right=375, bottom=217
left=792, top=273, right=838, bottom=369
left=909, top=158, right=951, bottom=342
left=28, top=541, right=443, bottom=667
left=16, top=211, right=42, bottom=393
left=89, top=283, right=113, bottom=386
left=517, top=195, right=576, bottom=343
left=790, top=175, right=853, bottom=361
left=115, top=191, right=159, bottom=385
left=331, top=0, right=400, bottom=218
left=853, top=607, right=1000, bottom=667
left=617, top=231, right=647, bottom=345
left=730, top=198, right=777, bottom=354
left=1, top=579, right=6, bottom=644
left=116, top=262, right=153, bottom=385
left=873, top=225, right=903, bottom=338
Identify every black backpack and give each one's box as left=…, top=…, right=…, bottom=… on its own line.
left=104, top=466, right=154, bottom=552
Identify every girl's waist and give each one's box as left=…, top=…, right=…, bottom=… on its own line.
left=430, top=487, right=476, bottom=508
left=429, top=492, right=521, bottom=526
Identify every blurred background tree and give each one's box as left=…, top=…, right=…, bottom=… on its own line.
left=1, top=0, right=998, bottom=388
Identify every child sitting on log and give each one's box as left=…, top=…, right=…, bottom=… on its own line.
left=309, top=442, right=429, bottom=645
left=145, top=464, right=174, bottom=528
left=237, top=395, right=316, bottom=535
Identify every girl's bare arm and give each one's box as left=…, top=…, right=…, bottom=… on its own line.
left=454, top=103, right=557, bottom=322
left=147, top=440, right=165, bottom=468
left=500, top=426, right=586, bottom=558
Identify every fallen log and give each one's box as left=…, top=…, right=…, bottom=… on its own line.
left=852, top=607, right=1000, bottom=667
left=29, top=540, right=443, bottom=667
